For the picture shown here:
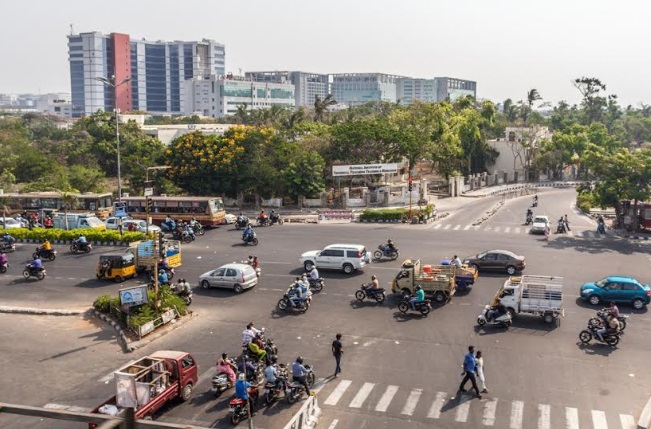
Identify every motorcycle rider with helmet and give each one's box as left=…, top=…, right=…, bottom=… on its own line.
left=291, top=356, right=311, bottom=396
left=75, top=233, right=88, bottom=250
left=3, top=232, right=15, bottom=245
left=289, top=278, right=305, bottom=308
left=410, top=285, right=425, bottom=310
left=242, top=224, right=254, bottom=243
left=264, top=356, right=284, bottom=391
left=38, top=239, right=52, bottom=255
left=386, top=239, right=397, bottom=252
left=30, top=255, right=43, bottom=273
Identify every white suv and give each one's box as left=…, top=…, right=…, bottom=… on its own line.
left=300, top=244, right=371, bottom=275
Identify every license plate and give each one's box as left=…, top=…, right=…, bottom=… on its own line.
left=230, top=407, right=236, bottom=412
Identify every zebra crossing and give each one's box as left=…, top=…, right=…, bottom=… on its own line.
left=319, top=379, right=636, bottom=429
left=427, top=222, right=606, bottom=238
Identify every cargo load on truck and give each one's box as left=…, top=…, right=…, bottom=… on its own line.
left=126, top=239, right=182, bottom=272
left=392, top=259, right=456, bottom=304
left=495, top=275, right=564, bottom=324
left=88, top=350, right=197, bottom=427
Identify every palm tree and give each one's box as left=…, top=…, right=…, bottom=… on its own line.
left=235, top=103, right=249, bottom=124
left=527, top=89, right=542, bottom=109
left=314, top=94, right=337, bottom=122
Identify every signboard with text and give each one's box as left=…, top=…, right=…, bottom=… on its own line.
left=332, top=163, right=399, bottom=177
left=119, top=285, right=149, bottom=307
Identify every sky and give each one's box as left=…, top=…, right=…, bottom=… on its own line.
left=1, top=0, right=649, bottom=108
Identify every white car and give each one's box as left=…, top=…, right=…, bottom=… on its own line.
left=0, top=218, right=23, bottom=229
left=300, top=243, right=371, bottom=275
left=225, top=213, right=237, bottom=224
left=530, top=215, right=550, bottom=234
left=104, top=216, right=132, bottom=230
left=123, top=219, right=161, bottom=233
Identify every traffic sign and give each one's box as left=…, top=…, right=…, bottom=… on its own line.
left=114, top=202, right=128, bottom=218
left=144, top=188, right=153, bottom=197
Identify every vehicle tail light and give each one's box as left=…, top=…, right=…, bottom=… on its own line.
left=357, top=251, right=362, bottom=258
left=646, top=290, right=650, bottom=297
left=89, top=424, right=98, bottom=429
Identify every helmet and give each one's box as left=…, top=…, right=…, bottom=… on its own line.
left=415, top=285, right=422, bottom=291
left=371, top=275, right=377, bottom=280
left=177, top=278, right=182, bottom=283
left=271, top=356, right=278, bottom=364
left=238, top=373, right=246, bottom=381
left=296, top=356, right=303, bottom=364
left=388, top=239, right=393, bottom=243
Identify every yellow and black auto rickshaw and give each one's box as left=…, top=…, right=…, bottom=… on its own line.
left=96, top=253, right=136, bottom=283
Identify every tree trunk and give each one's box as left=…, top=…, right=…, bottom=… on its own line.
left=633, top=199, right=639, bottom=232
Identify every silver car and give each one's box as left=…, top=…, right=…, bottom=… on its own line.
left=198, top=263, right=258, bottom=293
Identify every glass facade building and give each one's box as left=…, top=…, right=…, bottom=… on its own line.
left=330, top=73, right=403, bottom=106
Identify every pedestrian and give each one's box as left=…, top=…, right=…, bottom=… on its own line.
left=475, top=350, right=488, bottom=393
left=544, top=224, right=550, bottom=241
left=458, top=345, right=481, bottom=399
left=332, top=333, right=343, bottom=377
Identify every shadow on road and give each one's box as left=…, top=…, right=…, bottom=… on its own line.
left=544, top=236, right=639, bottom=255
left=576, top=342, right=618, bottom=356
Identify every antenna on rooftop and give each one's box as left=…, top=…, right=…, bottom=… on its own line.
left=69, top=24, right=75, bottom=35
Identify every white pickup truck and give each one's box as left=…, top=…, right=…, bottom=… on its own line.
left=496, top=275, right=564, bottom=324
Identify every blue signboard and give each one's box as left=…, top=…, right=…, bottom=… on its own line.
left=114, top=202, right=128, bottom=218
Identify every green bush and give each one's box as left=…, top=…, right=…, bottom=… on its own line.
left=5, top=228, right=144, bottom=243
left=576, top=193, right=594, bottom=214
left=360, top=208, right=409, bottom=221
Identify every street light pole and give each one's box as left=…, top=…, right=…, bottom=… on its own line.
left=96, top=75, right=131, bottom=202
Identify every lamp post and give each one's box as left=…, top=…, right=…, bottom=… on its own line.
left=96, top=75, right=132, bottom=202
left=144, top=166, right=171, bottom=236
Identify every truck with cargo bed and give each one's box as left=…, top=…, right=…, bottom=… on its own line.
left=495, top=275, right=564, bottom=324
left=392, top=259, right=456, bottom=303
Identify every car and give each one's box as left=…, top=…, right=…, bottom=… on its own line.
left=0, top=218, right=23, bottom=229
left=580, top=276, right=651, bottom=309
left=530, top=215, right=549, bottom=234
left=104, top=216, right=133, bottom=230
left=198, top=263, right=258, bottom=293
left=122, top=219, right=161, bottom=234
left=463, top=250, right=525, bottom=275
left=300, top=243, right=371, bottom=275
left=224, top=213, right=237, bottom=224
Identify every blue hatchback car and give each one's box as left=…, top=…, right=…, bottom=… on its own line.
left=580, top=276, right=651, bottom=310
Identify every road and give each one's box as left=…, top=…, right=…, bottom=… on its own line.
left=0, top=188, right=650, bottom=429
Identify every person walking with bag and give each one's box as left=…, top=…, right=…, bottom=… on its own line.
left=475, top=350, right=488, bottom=393
left=332, top=333, right=343, bottom=377
left=458, top=345, right=481, bottom=399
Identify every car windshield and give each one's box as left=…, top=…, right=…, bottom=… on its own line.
left=594, top=278, right=608, bottom=288
left=534, top=217, right=547, bottom=223
left=476, top=252, right=487, bottom=259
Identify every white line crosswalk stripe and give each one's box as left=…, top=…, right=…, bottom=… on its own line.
left=620, top=414, right=636, bottom=429
left=538, top=404, right=551, bottom=429
left=348, top=382, right=375, bottom=408
left=453, top=225, right=461, bottom=230
left=482, top=398, right=498, bottom=426
left=565, top=407, right=579, bottom=429
left=434, top=223, right=443, bottom=229
left=324, top=379, right=352, bottom=406
left=401, top=388, right=422, bottom=416
left=427, top=391, right=446, bottom=419
left=515, top=227, right=521, bottom=233
left=592, top=410, right=608, bottom=429
left=455, top=393, right=472, bottom=422
left=444, top=224, right=452, bottom=230
left=375, top=385, right=398, bottom=412
left=510, top=400, right=524, bottom=429
left=504, top=227, right=511, bottom=233
left=463, top=225, right=472, bottom=230
left=493, top=226, right=501, bottom=232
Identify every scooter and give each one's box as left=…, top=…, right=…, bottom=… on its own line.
left=235, top=216, right=249, bottom=230
left=0, top=261, right=8, bottom=274
left=477, top=305, right=512, bottom=328
left=242, top=231, right=259, bottom=246
left=525, top=214, right=533, bottom=225
left=597, top=220, right=606, bottom=234
left=269, top=213, right=284, bottom=225
left=212, top=358, right=237, bottom=396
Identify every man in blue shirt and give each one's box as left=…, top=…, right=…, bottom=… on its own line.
left=234, top=373, right=256, bottom=412
left=158, top=270, right=169, bottom=286
left=242, top=224, right=254, bottom=242
left=291, top=356, right=311, bottom=396
left=31, top=256, right=43, bottom=271
left=458, top=345, right=481, bottom=398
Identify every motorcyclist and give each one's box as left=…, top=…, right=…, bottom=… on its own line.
left=76, top=234, right=88, bottom=249
left=409, top=285, right=425, bottom=310
left=234, top=373, right=256, bottom=413
left=163, top=215, right=174, bottom=232
left=183, top=221, right=195, bottom=239
left=386, top=239, right=397, bottom=252
left=556, top=217, right=566, bottom=233
left=608, top=301, right=620, bottom=318
left=251, top=256, right=259, bottom=270
left=258, top=209, right=267, bottom=224
left=237, top=212, right=246, bottom=226
left=309, top=266, right=319, bottom=281
left=289, top=278, right=304, bottom=307
left=489, top=299, right=506, bottom=321
left=597, top=215, right=606, bottom=233
left=451, top=255, right=462, bottom=269
left=526, top=209, right=533, bottom=223
left=216, top=353, right=237, bottom=384
left=39, top=239, right=52, bottom=254
left=597, top=314, right=620, bottom=342
left=270, top=210, right=279, bottom=223
left=159, top=257, right=170, bottom=271
left=0, top=252, right=8, bottom=267
left=189, top=217, right=197, bottom=228
left=158, top=269, right=169, bottom=286
left=242, top=224, right=254, bottom=242
left=291, top=356, right=311, bottom=396
left=43, top=217, right=53, bottom=228
left=265, top=357, right=284, bottom=390
left=30, top=255, right=43, bottom=272
left=2, top=232, right=15, bottom=245
left=371, top=275, right=380, bottom=289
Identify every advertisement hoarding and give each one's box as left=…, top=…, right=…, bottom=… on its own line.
left=332, top=163, right=399, bottom=177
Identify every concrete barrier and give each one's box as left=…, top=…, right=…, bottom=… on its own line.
left=283, top=395, right=321, bottom=429
left=319, top=210, right=353, bottom=223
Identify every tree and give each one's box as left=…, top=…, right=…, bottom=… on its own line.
left=527, top=89, right=542, bottom=109
left=282, top=149, right=326, bottom=200
left=314, top=94, right=337, bottom=122
left=328, top=118, right=402, bottom=165
left=574, top=77, right=608, bottom=124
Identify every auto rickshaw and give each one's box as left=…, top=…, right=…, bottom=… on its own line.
left=96, top=253, right=136, bottom=283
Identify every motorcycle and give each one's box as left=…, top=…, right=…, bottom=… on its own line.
left=235, top=216, right=249, bottom=230
left=277, top=286, right=311, bottom=313
left=161, top=219, right=177, bottom=233
left=597, top=220, right=606, bottom=234
left=285, top=364, right=315, bottom=404
left=170, top=283, right=193, bottom=305
left=531, top=198, right=538, bottom=207
left=306, top=276, right=324, bottom=292
left=23, top=264, right=46, bottom=281
left=229, top=385, right=259, bottom=425
left=242, top=260, right=261, bottom=277
left=0, top=261, right=8, bottom=274
left=556, top=221, right=567, bottom=234
left=263, top=364, right=288, bottom=405
left=191, top=222, right=205, bottom=236
left=173, top=229, right=193, bottom=243
left=525, top=214, right=533, bottom=225
left=373, top=244, right=399, bottom=261
left=269, top=213, right=284, bottom=225
left=157, top=265, right=175, bottom=281
left=588, top=309, right=627, bottom=332
left=70, top=241, right=92, bottom=254
left=0, top=242, right=15, bottom=253
left=242, top=231, right=259, bottom=246
left=398, top=296, right=431, bottom=315
left=355, top=283, right=386, bottom=303
left=33, top=247, right=57, bottom=261
left=256, top=216, right=270, bottom=227
left=579, top=325, right=620, bottom=346
left=477, top=305, right=512, bottom=328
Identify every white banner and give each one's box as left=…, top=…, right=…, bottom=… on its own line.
left=115, top=372, right=137, bottom=408
left=332, top=163, right=399, bottom=177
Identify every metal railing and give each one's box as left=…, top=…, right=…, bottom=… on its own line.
left=282, top=395, right=321, bottom=429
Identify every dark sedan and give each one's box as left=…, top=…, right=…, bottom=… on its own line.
left=463, top=250, right=525, bottom=275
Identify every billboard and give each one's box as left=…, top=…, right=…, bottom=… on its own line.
left=332, top=163, right=399, bottom=177
left=119, top=285, right=149, bottom=307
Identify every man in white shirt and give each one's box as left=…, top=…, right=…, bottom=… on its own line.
left=452, top=255, right=463, bottom=268
left=242, top=322, right=260, bottom=345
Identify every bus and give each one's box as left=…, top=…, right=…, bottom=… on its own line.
left=0, top=192, right=114, bottom=220
left=121, top=196, right=226, bottom=227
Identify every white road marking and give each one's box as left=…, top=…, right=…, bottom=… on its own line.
left=434, top=224, right=443, bottom=230
left=464, top=225, right=472, bottom=230
left=401, top=388, right=422, bottom=416
left=504, top=227, right=511, bottom=233
left=375, top=385, right=399, bottom=412
left=484, top=226, right=492, bottom=231
left=324, top=379, right=352, bottom=406
left=327, top=419, right=339, bottom=429
left=453, top=225, right=461, bottom=230
left=619, top=414, right=635, bottom=429
left=455, top=393, right=471, bottom=422
left=510, top=400, right=524, bottom=429
left=515, top=227, right=521, bottom=233
left=474, top=226, right=481, bottom=231
left=565, top=407, right=579, bottom=429
left=493, top=226, right=501, bottom=232
left=482, top=398, right=498, bottom=426
left=591, top=410, right=608, bottom=429
left=427, top=391, right=446, bottom=419
left=444, top=224, right=452, bottom=230
left=348, top=382, right=375, bottom=408
left=538, top=404, right=551, bottom=429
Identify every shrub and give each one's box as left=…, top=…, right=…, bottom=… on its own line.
left=93, top=294, right=121, bottom=313
left=6, top=228, right=144, bottom=243
left=360, top=208, right=409, bottom=221
left=576, top=193, right=594, bottom=214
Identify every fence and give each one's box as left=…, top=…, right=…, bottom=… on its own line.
left=283, top=396, right=321, bottom=429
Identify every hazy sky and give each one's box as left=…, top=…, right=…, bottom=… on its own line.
left=2, top=0, right=649, bottom=107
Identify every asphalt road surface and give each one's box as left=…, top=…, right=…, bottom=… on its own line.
left=1, top=188, right=650, bottom=429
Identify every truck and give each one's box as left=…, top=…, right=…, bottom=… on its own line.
left=392, top=259, right=456, bottom=303
left=88, top=350, right=198, bottom=427
left=495, top=275, right=564, bottom=324
left=441, top=258, right=479, bottom=291
left=52, top=212, right=105, bottom=230
left=126, top=239, right=182, bottom=273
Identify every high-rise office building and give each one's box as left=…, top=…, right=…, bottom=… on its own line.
left=396, top=78, right=437, bottom=104
left=434, top=77, right=476, bottom=101
left=245, top=71, right=329, bottom=107
left=330, top=73, right=404, bottom=106
left=67, top=31, right=225, bottom=117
